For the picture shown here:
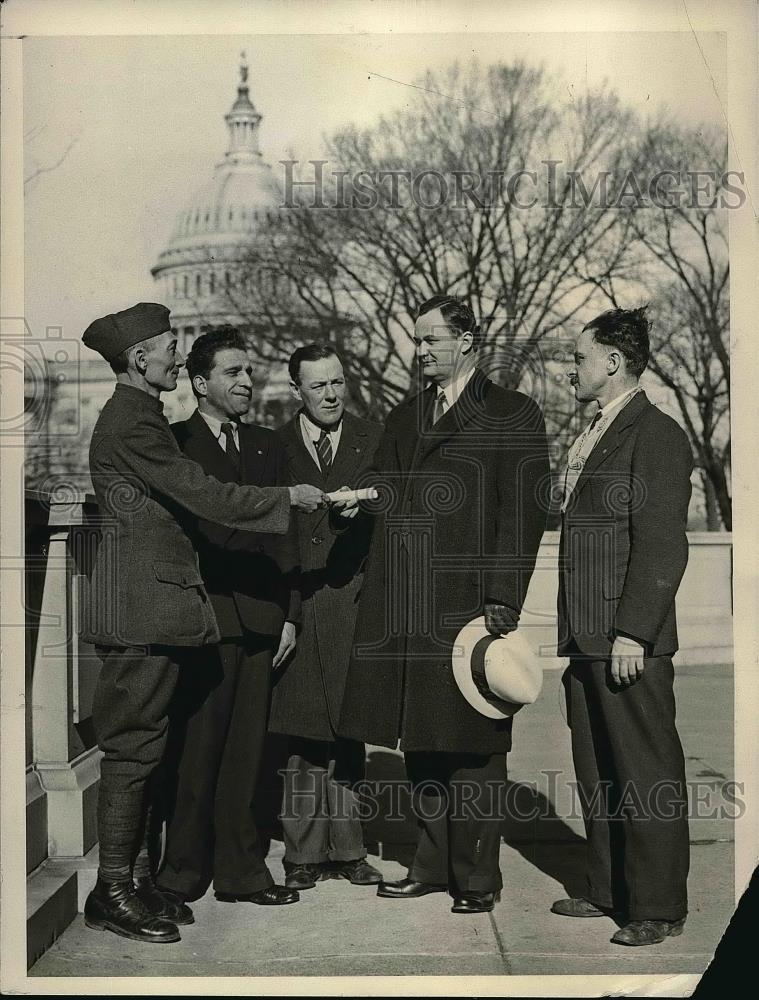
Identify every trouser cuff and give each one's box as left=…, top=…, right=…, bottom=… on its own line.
left=456, top=873, right=503, bottom=893
left=214, top=871, right=274, bottom=895
left=156, top=872, right=207, bottom=898
left=284, top=850, right=330, bottom=864
left=328, top=848, right=366, bottom=863
left=408, top=863, right=448, bottom=885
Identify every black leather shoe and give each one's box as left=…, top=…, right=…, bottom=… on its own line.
left=283, top=863, right=323, bottom=890
left=139, top=879, right=194, bottom=925
left=216, top=885, right=300, bottom=905
left=84, top=878, right=181, bottom=943
left=377, top=878, right=447, bottom=898
left=611, top=918, right=686, bottom=947
left=551, top=897, right=613, bottom=918
left=451, top=890, right=500, bottom=914
left=330, top=858, right=383, bottom=885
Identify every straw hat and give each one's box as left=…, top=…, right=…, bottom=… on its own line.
left=451, top=616, right=543, bottom=719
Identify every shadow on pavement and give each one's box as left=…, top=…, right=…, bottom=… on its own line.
left=363, top=750, right=588, bottom=894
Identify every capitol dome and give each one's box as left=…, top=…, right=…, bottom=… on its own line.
left=151, top=56, right=283, bottom=344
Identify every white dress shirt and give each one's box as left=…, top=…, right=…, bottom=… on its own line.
left=432, top=364, right=477, bottom=420
left=299, top=411, right=343, bottom=471
left=561, top=386, right=642, bottom=511
left=198, top=410, right=240, bottom=453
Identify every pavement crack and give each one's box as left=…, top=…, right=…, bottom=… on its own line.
left=488, top=912, right=512, bottom=975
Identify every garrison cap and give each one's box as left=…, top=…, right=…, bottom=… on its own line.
left=82, top=302, right=172, bottom=361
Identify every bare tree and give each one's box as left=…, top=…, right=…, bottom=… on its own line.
left=626, top=122, right=731, bottom=529
left=225, top=61, right=641, bottom=431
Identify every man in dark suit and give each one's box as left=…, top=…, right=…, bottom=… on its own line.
left=80, top=303, right=325, bottom=943
left=268, top=344, right=384, bottom=890
left=552, top=306, right=692, bottom=947
left=338, top=296, right=550, bottom=914
left=156, top=328, right=300, bottom=907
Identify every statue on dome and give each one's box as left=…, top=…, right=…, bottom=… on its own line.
left=240, top=52, right=248, bottom=84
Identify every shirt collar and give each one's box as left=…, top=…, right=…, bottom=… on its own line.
left=439, top=364, right=477, bottom=409
left=300, top=410, right=341, bottom=442
left=198, top=409, right=238, bottom=440
left=598, top=385, right=641, bottom=420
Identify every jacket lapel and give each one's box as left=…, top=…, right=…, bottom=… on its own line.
left=238, top=425, right=268, bottom=485
left=282, top=415, right=325, bottom=486
left=392, top=387, right=434, bottom=472
left=418, top=368, right=490, bottom=462
left=327, top=413, right=370, bottom=489
left=184, top=409, right=240, bottom=483
left=571, top=390, right=650, bottom=501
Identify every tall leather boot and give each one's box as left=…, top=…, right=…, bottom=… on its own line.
left=84, top=786, right=180, bottom=944
left=133, top=795, right=194, bottom=925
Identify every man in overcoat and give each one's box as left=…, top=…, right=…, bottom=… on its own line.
left=157, top=328, right=301, bottom=907
left=552, top=306, right=692, bottom=947
left=80, top=303, right=324, bottom=943
left=338, top=296, right=550, bottom=914
left=268, top=343, right=384, bottom=890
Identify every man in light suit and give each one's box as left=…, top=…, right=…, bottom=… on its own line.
left=553, top=306, right=692, bottom=947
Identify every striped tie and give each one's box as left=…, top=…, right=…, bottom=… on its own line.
left=317, top=429, right=332, bottom=473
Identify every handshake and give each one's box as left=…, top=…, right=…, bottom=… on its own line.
left=288, top=485, right=379, bottom=514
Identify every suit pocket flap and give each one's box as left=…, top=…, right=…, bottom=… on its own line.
left=153, top=561, right=204, bottom=588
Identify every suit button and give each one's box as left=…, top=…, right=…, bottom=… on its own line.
left=312, top=536, right=323, bottom=545
left=257, top=545, right=265, bottom=552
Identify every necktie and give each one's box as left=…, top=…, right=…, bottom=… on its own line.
left=316, top=428, right=333, bottom=473
left=561, top=410, right=604, bottom=510
left=431, top=390, right=448, bottom=425
left=221, top=421, right=241, bottom=474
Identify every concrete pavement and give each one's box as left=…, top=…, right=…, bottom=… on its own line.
left=30, top=663, right=735, bottom=981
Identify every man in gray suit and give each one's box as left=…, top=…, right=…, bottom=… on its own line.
left=81, top=303, right=325, bottom=944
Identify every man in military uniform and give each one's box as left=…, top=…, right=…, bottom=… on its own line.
left=80, top=303, right=325, bottom=944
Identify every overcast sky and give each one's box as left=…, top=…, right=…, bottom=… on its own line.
left=23, top=31, right=727, bottom=358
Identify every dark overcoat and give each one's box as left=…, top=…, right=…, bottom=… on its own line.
left=557, top=390, right=693, bottom=658
left=337, top=369, right=551, bottom=755
left=83, top=383, right=290, bottom=648
left=268, top=411, right=383, bottom=741
left=171, top=411, right=300, bottom=639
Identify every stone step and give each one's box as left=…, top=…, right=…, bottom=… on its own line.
left=45, top=842, right=100, bottom=911
left=26, top=863, right=78, bottom=969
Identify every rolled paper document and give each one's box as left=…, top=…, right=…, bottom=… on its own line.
left=326, top=487, right=379, bottom=503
